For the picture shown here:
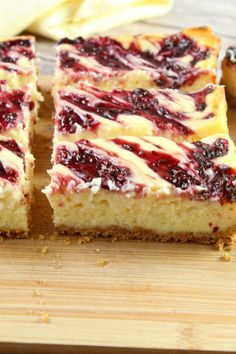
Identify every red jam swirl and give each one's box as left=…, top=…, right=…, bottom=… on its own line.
left=56, top=142, right=131, bottom=190
left=0, top=90, right=33, bottom=132
left=0, top=161, right=18, bottom=183
left=59, top=33, right=211, bottom=89
left=57, top=85, right=216, bottom=135
left=113, top=137, right=236, bottom=202
left=0, top=39, right=34, bottom=64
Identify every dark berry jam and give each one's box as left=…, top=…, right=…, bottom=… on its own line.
left=59, top=37, right=130, bottom=70
left=0, top=38, right=34, bottom=64
left=57, top=104, right=99, bottom=134
left=58, top=87, right=197, bottom=136
left=0, top=90, right=29, bottom=132
left=158, top=33, right=209, bottom=65
left=59, top=33, right=211, bottom=89
left=188, top=85, right=214, bottom=111
left=56, top=142, right=131, bottom=190
left=226, top=46, right=236, bottom=63
left=113, top=137, right=236, bottom=202
left=0, top=161, right=18, bottom=183
left=0, top=139, right=24, bottom=159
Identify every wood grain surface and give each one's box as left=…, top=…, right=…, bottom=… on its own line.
left=1, top=1, right=236, bottom=353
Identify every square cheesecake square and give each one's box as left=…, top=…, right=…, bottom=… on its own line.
left=0, top=136, right=34, bottom=236
left=44, top=134, right=236, bottom=244
left=53, top=82, right=228, bottom=142
left=55, top=26, right=220, bottom=92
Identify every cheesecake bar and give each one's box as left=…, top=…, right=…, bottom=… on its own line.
left=0, top=136, right=34, bottom=236
left=53, top=83, right=228, bottom=142
left=0, top=81, right=36, bottom=149
left=221, top=45, right=236, bottom=106
left=0, top=36, right=41, bottom=106
left=44, top=134, right=236, bottom=243
left=56, top=26, right=220, bottom=92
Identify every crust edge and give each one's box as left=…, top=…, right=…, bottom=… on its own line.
left=56, top=225, right=236, bottom=245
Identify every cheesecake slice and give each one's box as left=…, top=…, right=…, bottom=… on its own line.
left=53, top=83, right=228, bottom=142
left=0, top=136, right=34, bottom=236
left=44, top=134, right=236, bottom=244
left=0, top=36, right=42, bottom=106
left=221, top=45, right=236, bottom=106
left=56, top=26, right=220, bottom=92
left=0, top=81, right=36, bottom=149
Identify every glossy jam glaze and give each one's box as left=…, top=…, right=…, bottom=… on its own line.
left=56, top=85, right=215, bottom=136
left=58, top=33, right=211, bottom=89
left=55, top=137, right=236, bottom=202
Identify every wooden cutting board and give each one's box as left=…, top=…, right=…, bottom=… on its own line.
left=1, top=76, right=236, bottom=354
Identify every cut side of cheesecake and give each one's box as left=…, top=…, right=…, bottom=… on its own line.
left=221, top=45, right=236, bottom=107
left=53, top=83, right=228, bottom=142
left=56, top=26, right=220, bottom=92
left=0, top=36, right=42, bottom=107
left=0, top=36, right=40, bottom=237
left=44, top=134, right=236, bottom=244
left=0, top=136, right=34, bottom=236
left=0, top=81, right=36, bottom=149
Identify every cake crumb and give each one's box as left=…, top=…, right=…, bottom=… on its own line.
left=64, top=238, right=72, bottom=246
left=33, top=290, right=42, bottom=297
left=97, top=258, right=109, bottom=267
left=224, top=240, right=234, bottom=252
left=220, top=252, right=233, bottom=262
left=78, top=236, right=93, bottom=244
left=0, top=236, right=4, bottom=243
left=27, top=309, right=35, bottom=315
left=54, top=264, right=63, bottom=269
left=37, top=279, right=47, bottom=285
left=49, top=234, right=57, bottom=241
left=40, top=313, right=49, bottom=323
left=39, top=299, right=45, bottom=305
left=95, top=248, right=101, bottom=253
left=38, top=234, right=45, bottom=240
left=41, top=246, right=48, bottom=257
left=215, top=239, right=224, bottom=251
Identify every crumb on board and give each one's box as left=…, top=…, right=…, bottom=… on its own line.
left=38, top=234, right=45, bottom=240
left=49, top=234, right=57, bottom=241
left=55, top=252, right=61, bottom=258
left=41, top=246, right=48, bottom=257
left=0, top=236, right=4, bottom=243
left=53, top=264, right=63, bottom=269
left=95, top=248, right=101, bottom=253
left=40, top=313, right=49, bottom=323
left=33, top=290, right=42, bottom=297
left=39, top=299, right=45, bottom=305
left=37, top=279, right=47, bottom=285
left=97, top=258, right=109, bottom=267
left=215, top=239, right=224, bottom=251
left=78, top=236, right=93, bottom=244
left=64, top=238, right=72, bottom=246
left=220, top=252, right=233, bottom=262
left=224, top=240, right=234, bottom=252
left=111, top=236, right=118, bottom=243
left=27, top=309, right=35, bottom=315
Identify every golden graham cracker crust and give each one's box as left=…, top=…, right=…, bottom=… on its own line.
left=57, top=225, right=236, bottom=245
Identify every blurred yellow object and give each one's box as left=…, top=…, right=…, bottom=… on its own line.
left=0, top=0, right=173, bottom=40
